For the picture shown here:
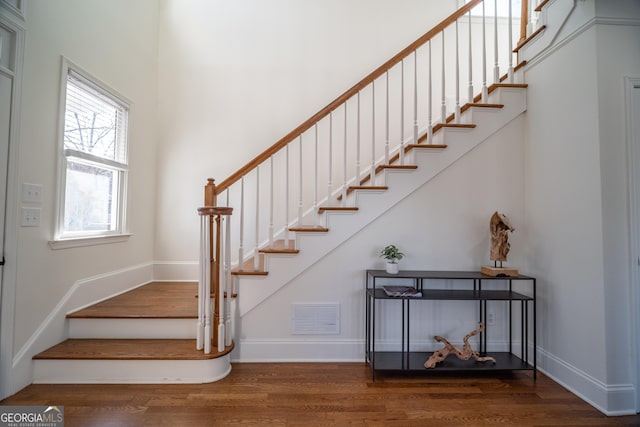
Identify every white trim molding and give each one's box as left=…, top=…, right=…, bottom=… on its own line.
left=625, top=76, right=640, bottom=414
left=537, top=347, right=637, bottom=416
left=0, top=7, right=25, bottom=401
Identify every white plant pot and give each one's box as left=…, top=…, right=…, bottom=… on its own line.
left=386, top=262, right=399, bottom=274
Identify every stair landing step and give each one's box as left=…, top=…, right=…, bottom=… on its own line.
left=33, top=339, right=233, bottom=361
left=67, top=281, right=198, bottom=319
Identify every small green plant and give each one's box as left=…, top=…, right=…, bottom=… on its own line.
left=380, top=244, right=404, bottom=264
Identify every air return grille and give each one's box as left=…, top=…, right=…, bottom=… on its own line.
left=291, top=303, right=340, bottom=335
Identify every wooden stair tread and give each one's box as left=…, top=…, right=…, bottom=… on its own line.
left=288, top=225, right=329, bottom=232
left=348, top=185, right=388, bottom=191
left=33, top=339, right=233, bottom=360
left=259, top=239, right=299, bottom=254
left=318, top=206, right=358, bottom=213
left=433, top=122, right=476, bottom=132
left=380, top=164, right=418, bottom=170
left=466, top=103, right=504, bottom=109
left=407, top=143, right=447, bottom=150
left=67, top=282, right=198, bottom=319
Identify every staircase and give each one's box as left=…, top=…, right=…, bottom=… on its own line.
left=32, top=0, right=570, bottom=384
left=232, top=82, right=528, bottom=317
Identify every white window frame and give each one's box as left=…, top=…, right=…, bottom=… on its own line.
left=51, top=58, right=131, bottom=249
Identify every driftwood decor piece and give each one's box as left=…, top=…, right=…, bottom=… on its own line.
left=424, top=322, right=496, bottom=369
left=481, top=211, right=518, bottom=277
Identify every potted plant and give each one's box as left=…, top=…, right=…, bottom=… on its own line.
left=380, top=244, right=404, bottom=274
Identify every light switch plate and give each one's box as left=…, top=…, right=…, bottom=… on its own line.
left=22, top=183, right=43, bottom=203
left=21, top=207, right=41, bottom=227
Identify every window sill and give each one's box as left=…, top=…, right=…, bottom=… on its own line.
left=48, top=233, right=132, bottom=250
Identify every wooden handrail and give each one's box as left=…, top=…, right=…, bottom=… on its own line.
left=215, top=0, right=485, bottom=195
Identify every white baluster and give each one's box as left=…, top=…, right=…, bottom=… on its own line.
left=527, top=0, right=534, bottom=36
left=224, top=213, right=232, bottom=347
left=455, top=20, right=461, bottom=124
left=197, top=215, right=205, bottom=350
left=298, top=136, right=303, bottom=225
left=494, top=0, right=500, bottom=84
left=482, top=0, right=489, bottom=102
left=268, top=155, right=274, bottom=247
left=342, top=104, right=348, bottom=206
left=508, top=0, right=514, bottom=83
left=314, top=125, right=319, bottom=225
left=328, top=112, right=333, bottom=205
left=441, top=30, right=447, bottom=123
left=238, top=176, right=245, bottom=271
left=356, top=92, right=361, bottom=184
left=468, top=10, right=474, bottom=103
left=204, top=216, right=211, bottom=354
left=370, top=82, right=376, bottom=184
left=385, top=71, right=390, bottom=165
left=356, top=92, right=361, bottom=185
left=400, top=59, right=405, bottom=165
left=284, top=144, right=290, bottom=249
left=218, top=215, right=225, bottom=353
left=254, top=166, right=260, bottom=272
left=427, top=40, right=433, bottom=144
left=413, top=50, right=418, bottom=151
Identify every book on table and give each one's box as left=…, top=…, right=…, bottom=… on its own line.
left=381, top=285, right=422, bottom=297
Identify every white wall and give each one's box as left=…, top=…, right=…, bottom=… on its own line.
left=6, top=0, right=159, bottom=393
left=523, top=0, right=640, bottom=414
left=155, top=0, right=459, bottom=262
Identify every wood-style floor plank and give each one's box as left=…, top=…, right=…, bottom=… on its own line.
left=2, top=363, right=639, bottom=426
left=67, top=281, right=198, bottom=319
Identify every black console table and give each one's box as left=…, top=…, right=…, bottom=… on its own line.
left=365, top=270, right=536, bottom=380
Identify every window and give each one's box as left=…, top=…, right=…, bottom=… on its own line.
left=55, top=60, right=129, bottom=243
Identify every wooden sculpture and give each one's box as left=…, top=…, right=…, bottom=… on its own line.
left=481, top=211, right=518, bottom=276
left=424, top=322, right=496, bottom=369
left=489, top=211, right=514, bottom=262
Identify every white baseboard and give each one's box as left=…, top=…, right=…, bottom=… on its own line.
left=233, top=339, right=364, bottom=363
left=537, top=347, right=637, bottom=416
left=153, top=261, right=198, bottom=281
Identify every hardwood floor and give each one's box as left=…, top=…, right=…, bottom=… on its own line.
left=2, top=363, right=639, bottom=426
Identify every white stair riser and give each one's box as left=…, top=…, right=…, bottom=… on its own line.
left=69, top=318, right=196, bottom=339
left=33, top=355, right=231, bottom=384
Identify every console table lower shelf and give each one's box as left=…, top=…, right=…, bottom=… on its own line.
left=370, top=351, right=533, bottom=373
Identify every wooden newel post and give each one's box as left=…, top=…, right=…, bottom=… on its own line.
left=205, top=178, right=217, bottom=207
left=198, top=179, right=233, bottom=352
